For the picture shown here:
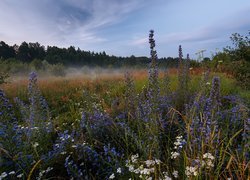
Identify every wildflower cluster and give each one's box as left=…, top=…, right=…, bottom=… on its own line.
left=202, top=152, right=215, bottom=169
left=125, top=154, right=161, bottom=179
left=171, top=135, right=186, bottom=159
left=185, top=166, right=198, bottom=177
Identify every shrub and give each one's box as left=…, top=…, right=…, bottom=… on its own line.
left=50, top=63, right=66, bottom=77
left=0, top=72, right=9, bottom=85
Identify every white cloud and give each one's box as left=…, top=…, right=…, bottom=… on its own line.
left=0, top=0, right=144, bottom=47
left=131, top=37, right=148, bottom=46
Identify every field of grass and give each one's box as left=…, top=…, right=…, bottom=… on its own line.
left=1, top=63, right=249, bottom=179
left=2, top=68, right=248, bottom=116
left=0, top=30, right=249, bottom=179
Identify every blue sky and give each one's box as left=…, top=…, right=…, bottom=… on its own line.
left=0, top=0, right=249, bottom=59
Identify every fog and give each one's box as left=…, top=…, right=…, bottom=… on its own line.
left=6, top=66, right=150, bottom=82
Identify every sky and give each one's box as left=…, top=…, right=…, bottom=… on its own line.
left=0, top=0, right=250, bottom=59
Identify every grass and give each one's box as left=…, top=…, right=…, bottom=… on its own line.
left=0, top=65, right=249, bottom=179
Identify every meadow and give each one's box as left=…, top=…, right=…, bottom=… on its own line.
left=0, top=31, right=249, bottom=180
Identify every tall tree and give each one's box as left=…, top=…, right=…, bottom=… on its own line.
left=0, top=41, right=15, bottom=59
left=17, top=42, right=32, bottom=62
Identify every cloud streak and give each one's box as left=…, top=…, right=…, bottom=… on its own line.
left=0, top=0, right=144, bottom=46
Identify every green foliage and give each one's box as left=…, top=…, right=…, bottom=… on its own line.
left=30, top=59, right=44, bottom=71
left=0, top=72, right=9, bottom=85
left=0, top=41, right=15, bottom=59
left=227, top=32, right=250, bottom=61
left=232, top=60, right=250, bottom=88
left=49, top=63, right=66, bottom=77
left=211, top=32, right=250, bottom=89
left=0, top=59, right=30, bottom=74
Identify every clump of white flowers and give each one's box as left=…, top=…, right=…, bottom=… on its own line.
left=0, top=171, right=17, bottom=179
left=185, top=166, right=198, bottom=177
left=185, top=152, right=215, bottom=178
left=171, top=152, right=180, bottom=159
left=172, top=170, right=178, bottom=178
left=125, top=154, right=161, bottom=179
left=202, top=152, right=215, bottom=169
left=171, top=135, right=186, bottom=159
left=174, top=135, right=186, bottom=149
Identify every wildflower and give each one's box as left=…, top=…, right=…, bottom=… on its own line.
left=206, top=160, right=214, bottom=168
left=109, top=173, right=115, bottom=179
left=131, top=154, right=139, bottom=163
left=140, top=168, right=153, bottom=175
left=117, top=167, right=122, bottom=174
left=46, top=167, right=53, bottom=173
left=16, top=173, right=23, bottom=178
left=0, top=172, right=7, bottom=178
left=206, top=82, right=211, bottom=85
left=161, top=172, right=172, bottom=180
left=148, top=29, right=160, bottom=104
left=173, top=135, right=186, bottom=150
left=171, top=152, right=180, bottom=159
left=155, top=159, right=161, bottom=164
left=33, top=142, right=39, bottom=148
left=203, top=152, right=215, bottom=169
left=185, top=166, right=198, bottom=177
left=145, top=160, right=155, bottom=167
left=172, top=170, right=178, bottom=178
left=203, top=153, right=214, bottom=160
left=133, top=168, right=140, bottom=174
left=8, top=171, right=15, bottom=175
left=209, top=76, right=221, bottom=106
left=128, top=165, right=135, bottom=172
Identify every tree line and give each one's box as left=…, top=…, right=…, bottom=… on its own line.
left=0, top=41, right=199, bottom=68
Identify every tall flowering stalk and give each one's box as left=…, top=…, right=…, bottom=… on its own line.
left=148, top=30, right=159, bottom=104
left=15, top=72, right=51, bottom=141
left=209, top=76, right=221, bottom=109
left=176, top=45, right=190, bottom=112
left=143, top=30, right=161, bottom=158
left=124, top=71, right=137, bottom=119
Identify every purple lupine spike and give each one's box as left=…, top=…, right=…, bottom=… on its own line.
left=209, top=76, right=221, bottom=108
left=148, top=29, right=159, bottom=102
left=179, top=45, right=183, bottom=60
